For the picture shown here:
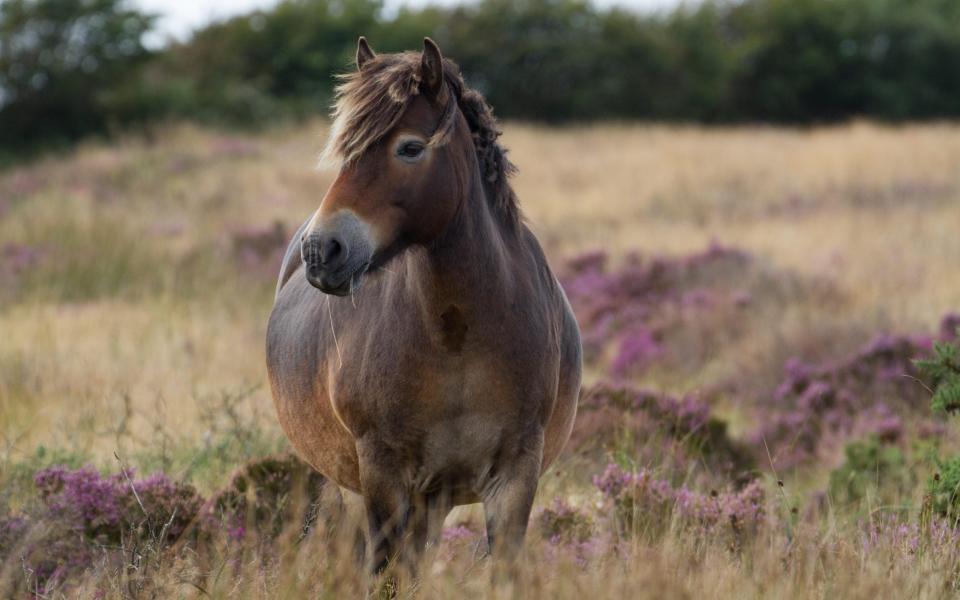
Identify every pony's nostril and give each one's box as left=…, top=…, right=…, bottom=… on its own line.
left=320, top=237, right=344, bottom=266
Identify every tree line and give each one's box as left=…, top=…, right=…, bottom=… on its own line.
left=3, top=0, right=960, bottom=154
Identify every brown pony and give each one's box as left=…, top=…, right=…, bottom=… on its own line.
left=266, top=37, right=582, bottom=574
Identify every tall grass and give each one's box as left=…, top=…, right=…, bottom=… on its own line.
left=1, top=120, right=959, bottom=597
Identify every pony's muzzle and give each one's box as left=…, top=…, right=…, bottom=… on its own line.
left=301, top=212, right=374, bottom=296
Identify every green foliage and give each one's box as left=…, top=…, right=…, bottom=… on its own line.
left=828, top=436, right=910, bottom=510
left=6, top=0, right=960, bottom=154
left=915, top=332, right=960, bottom=525
left=0, top=445, right=90, bottom=504
left=928, top=456, right=960, bottom=524
left=914, top=336, right=960, bottom=414
left=0, top=0, right=155, bottom=155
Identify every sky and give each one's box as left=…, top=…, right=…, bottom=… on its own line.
left=135, top=0, right=686, bottom=44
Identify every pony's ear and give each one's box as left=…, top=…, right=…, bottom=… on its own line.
left=420, top=37, right=446, bottom=101
left=356, top=36, right=375, bottom=70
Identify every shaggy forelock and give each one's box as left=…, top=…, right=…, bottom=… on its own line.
left=321, top=52, right=424, bottom=167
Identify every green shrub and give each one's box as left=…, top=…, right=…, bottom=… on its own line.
left=914, top=334, right=960, bottom=414
left=0, top=0, right=155, bottom=156
left=915, top=328, right=960, bottom=523
left=8, top=0, right=960, bottom=155
left=928, top=457, right=960, bottom=524
left=828, top=436, right=910, bottom=510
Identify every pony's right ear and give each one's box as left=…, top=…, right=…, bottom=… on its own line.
left=356, top=36, right=375, bottom=70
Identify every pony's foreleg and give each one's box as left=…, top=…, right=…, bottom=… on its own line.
left=407, top=491, right=454, bottom=566
left=337, top=487, right=369, bottom=568
left=356, top=439, right=410, bottom=576
left=481, top=438, right=544, bottom=566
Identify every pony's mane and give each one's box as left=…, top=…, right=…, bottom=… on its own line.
left=321, top=51, right=519, bottom=224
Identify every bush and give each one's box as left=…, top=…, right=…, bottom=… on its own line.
left=0, top=465, right=202, bottom=593
left=914, top=329, right=960, bottom=414
left=751, top=316, right=958, bottom=470
left=572, top=383, right=754, bottom=481
left=928, top=457, right=960, bottom=525
left=206, top=453, right=337, bottom=543
left=0, top=0, right=155, bottom=156
left=828, top=436, right=911, bottom=510
left=593, top=463, right=764, bottom=544
left=8, top=0, right=960, bottom=155
left=916, top=330, right=960, bottom=524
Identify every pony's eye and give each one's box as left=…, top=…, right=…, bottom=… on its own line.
left=396, top=141, right=425, bottom=161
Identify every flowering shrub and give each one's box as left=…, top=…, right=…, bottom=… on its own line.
left=0, top=453, right=342, bottom=594
left=532, top=499, right=606, bottom=566
left=436, top=524, right=483, bottom=563
left=860, top=514, right=960, bottom=560
left=751, top=316, right=959, bottom=470
left=206, top=453, right=335, bottom=543
left=593, top=463, right=764, bottom=544
left=571, top=384, right=753, bottom=479
left=0, top=465, right=202, bottom=593
left=536, top=498, right=595, bottom=544
left=560, top=243, right=756, bottom=376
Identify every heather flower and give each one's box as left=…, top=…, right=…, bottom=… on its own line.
left=572, top=384, right=753, bottom=478
left=437, top=524, right=482, bottom=561
left=1, top=465, right=203, bottom=593
left=752, top=319, right=953, bottom=470
left=543, top=533, right=607, bottom=567
left=593, top=463, right=764, bottom=542
left=0, top=514, right=28, bottom=557
left=536, top=498, right=594, bottom=544
left=940, top=313, right=960, bottom=340
left=560, top=243, right=756, bottom=377
left=860, top=515, right=960, bottom=559
left=611, top=327, right=662, bottom=376
left=133, top=471, right=204, bottom=542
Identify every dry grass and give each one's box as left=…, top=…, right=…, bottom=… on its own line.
left=1, top=120, right=959, bottom=597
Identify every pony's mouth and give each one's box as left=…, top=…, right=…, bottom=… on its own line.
left=305, top=262, right=370, bottom=296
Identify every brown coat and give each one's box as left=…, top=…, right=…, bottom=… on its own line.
left=266, top=38, right=581, bottom=574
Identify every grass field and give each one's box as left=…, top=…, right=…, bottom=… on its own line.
left=1, top=120, right=959, bottom=597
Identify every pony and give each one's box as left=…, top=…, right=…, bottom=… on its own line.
left=266, top=37, right=582, bottom=575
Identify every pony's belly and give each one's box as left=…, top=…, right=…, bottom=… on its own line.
left=270, top=382, right=363, bottom=493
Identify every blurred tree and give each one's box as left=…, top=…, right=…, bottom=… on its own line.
left=153, top=0, right=385, bottom=123
left=5, top=0, right=960, bottom=155
left=0, top=0, right=154, bottom=151
left=728, top=0, right=960, bottom=121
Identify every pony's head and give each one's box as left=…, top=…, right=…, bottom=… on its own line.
left=301, top=37, right=517, bottom=296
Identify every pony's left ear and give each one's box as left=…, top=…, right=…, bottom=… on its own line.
left=356, top=36, right=375, bottom=70
left=420, top=38, right=446, bottom=101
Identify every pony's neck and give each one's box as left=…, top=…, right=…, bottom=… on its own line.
left=412, top=147, right=517, bottom=312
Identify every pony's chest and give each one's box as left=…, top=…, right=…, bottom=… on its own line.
left=334, top=335, right=520, bottom=433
